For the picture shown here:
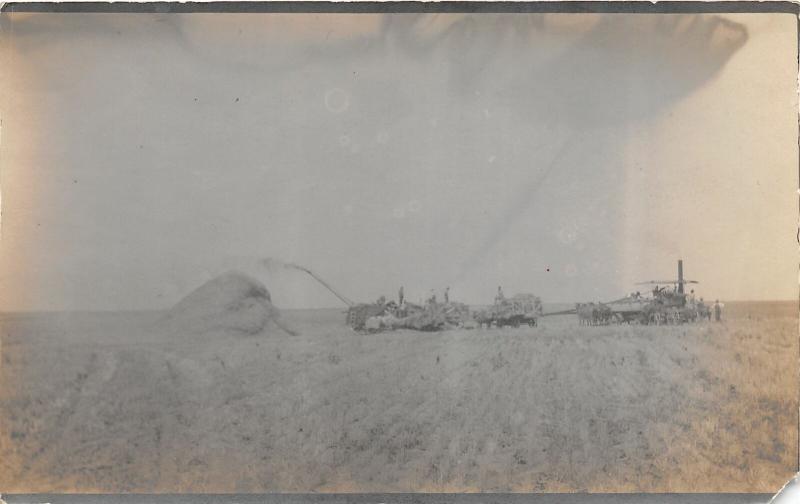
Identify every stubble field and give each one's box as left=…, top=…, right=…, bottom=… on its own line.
left=0, top=302, right=796, bottom=493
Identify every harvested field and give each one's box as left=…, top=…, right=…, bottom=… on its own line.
left=0, top=301, right=796, bottom=492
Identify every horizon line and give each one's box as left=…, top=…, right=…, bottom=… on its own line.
left=0, top=298, right=797, bottom=315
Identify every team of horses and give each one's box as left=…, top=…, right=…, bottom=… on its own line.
left=575, top=302, right=615, bottom=325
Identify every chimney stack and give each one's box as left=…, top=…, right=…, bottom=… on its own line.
left=677, top=259, right=684, bottom=294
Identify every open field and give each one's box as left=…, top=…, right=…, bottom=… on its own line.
left=0, top=302, right=796, bottom=493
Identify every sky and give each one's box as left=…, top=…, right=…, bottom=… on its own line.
left=0, top=12, right=796, bottom=311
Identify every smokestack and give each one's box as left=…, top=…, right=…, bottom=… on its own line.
left=677, top=259, right=684, bottom=294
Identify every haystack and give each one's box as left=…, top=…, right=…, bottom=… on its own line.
left=162, top=271, right=291, bottom=335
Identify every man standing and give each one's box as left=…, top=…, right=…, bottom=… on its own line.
left=714, top=300, right=722, bottom=322
left=444, top=287, right=450, bottom=304
left=495, top=286, right=505, bottom=305
left=398, top=286, right=404, bottom=306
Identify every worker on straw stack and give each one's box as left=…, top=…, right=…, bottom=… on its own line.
left=444, top=287, right=450, bottom=304
left=398, top=286, right=404, bottom=306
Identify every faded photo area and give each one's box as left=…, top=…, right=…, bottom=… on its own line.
left=0, top=11, right=797, bottom=493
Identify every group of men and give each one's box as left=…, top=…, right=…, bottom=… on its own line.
left=395, top=286, right=451, bottom=307
left=687, top=289, right=723, bottom=321
left=393, top=285, right=508, bottom=307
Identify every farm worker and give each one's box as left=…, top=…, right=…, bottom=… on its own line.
left=428, top=290, right=437, bottom=305
left=495, top=286, right=505, bottom=304
left=398, top=286, right=404, bottom=306
left=444, top=287, right=450, bottom=303
left=714, top=300, right=722, bottom=322
left=700, top=298, right=710, bottom=320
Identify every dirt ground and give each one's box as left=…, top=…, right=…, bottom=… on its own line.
left=0, top=302, right=796, bottom=493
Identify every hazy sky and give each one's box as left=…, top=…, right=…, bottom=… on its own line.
left=0, top=12, right=796, bottom=310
